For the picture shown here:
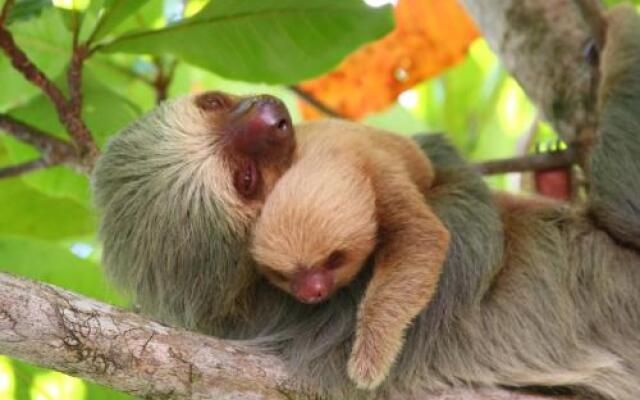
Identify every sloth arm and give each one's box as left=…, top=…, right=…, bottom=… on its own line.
left=347, top=158, right=450, bottom=389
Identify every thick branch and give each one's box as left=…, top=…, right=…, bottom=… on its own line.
left=0, top=272, right=552, bottom=400
left=459, top=0, right=599, bottom=144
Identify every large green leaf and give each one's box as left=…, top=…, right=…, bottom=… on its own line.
left=0, top=235, right=124, bottom=305
left=101, top=0, right=393, bottom=84
left=0, top=7, right=70, bottom=110
left=1, top=69, right=141, bottom=204
left=86, top=0, right=152, bottom=42
left=5, top=0, right=52, bottom=26
left=5, top=356, right=135, bottom=400
left=0, top=178, right=95, bottom=240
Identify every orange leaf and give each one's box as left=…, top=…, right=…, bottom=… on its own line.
left=298, top=0, right=479, bottom=120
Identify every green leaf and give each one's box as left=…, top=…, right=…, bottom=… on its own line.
left=364, top=103, right=427, bottom=136
left=88, top=0, right=152, bottom=42
left=0, top=235, right=125, bottom=305
left=0, top=7, right=70, bottom=109
left=0, top=179, right=95, bottom=240
left=101, top=0, right=393, bottom=84
left=1, top=69, right=141, bottom=204
left=5, top=0, right=52, bottom=26
left=4, top=357, right=136, bottom=400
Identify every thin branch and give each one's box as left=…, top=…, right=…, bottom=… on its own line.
left=475, top=148, right=577, bottom=175
left=68, top=12, right=86, bottom=119
left=0, top=159, right=49, bottom=178
left=0, top=272, right=558, bottom=400
left=153, top=58, right=178, bottom=104
left=289, top=85, right=345, bottom=119
left=0, top=0, right=14, bottom=26
left=0, top=113, right=78, bottom=166
left=0, top=1, right=97, bottom=167
left=573, top=0, right=607, bottom=49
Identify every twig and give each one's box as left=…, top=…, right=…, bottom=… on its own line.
left=0, top=271, right=560, bottom=400
left=68, top=12, right=87, bottom=120
left=573, top=0, right=607, bottom=49
left=289, top=85, right=345, bottom=119
left=0, top=0, right=13, bottom=26
left=0, top=1, right=97, bottom=167
left=153, top=58, right=178, bottom=104
left=475, top=148, right=577, bottom=175
left=0, top=159, right=49, bottom=178
left=0, top=113, right=78, bottom=166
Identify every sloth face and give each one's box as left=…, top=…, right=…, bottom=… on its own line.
left=251, top=152, right=377, bottom=304
left=93, top=91, right=297, bottom=325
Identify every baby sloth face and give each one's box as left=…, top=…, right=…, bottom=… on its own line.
left=251, top=155, right=377, bottom=304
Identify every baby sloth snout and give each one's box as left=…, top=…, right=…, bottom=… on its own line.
left=290, top=268, right=335, bottom=304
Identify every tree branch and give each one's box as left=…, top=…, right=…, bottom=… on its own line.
left=153, top=58, right=178, bottom=104
left=288, top=85, right=345, bottom=119
left=458, top=0, right=599, bottom=144
left=0, top=158, right=49, bottom=178
left=0, top=0, right=12, bottom=26
left=0, top=0, right=97, bottom=168
left=475, top=148, right=576, bottom=175
left=0, top=113, right=79, bottom=167
left=0, top=272, right=555, bottom=400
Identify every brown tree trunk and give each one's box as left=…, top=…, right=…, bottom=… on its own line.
left=459, top=0, right=599, bottom=144
left=0, top=272, right=562, bottom=400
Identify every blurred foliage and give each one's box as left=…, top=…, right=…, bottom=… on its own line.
left=299, top=0, right=478, bottom=119
left=1, top=0, right=639, bottom=399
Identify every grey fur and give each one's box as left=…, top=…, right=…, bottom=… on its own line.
left=93, top=7, right=640, bottom=400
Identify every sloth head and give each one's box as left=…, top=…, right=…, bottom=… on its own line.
left=251, top=151, right=377, bottom=305
left=93, top=91, right=295, bottom=332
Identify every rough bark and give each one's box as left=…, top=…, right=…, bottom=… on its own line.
left=459, top=0, right=599, bottom=144
left=0, top=272, right=558, bottom=400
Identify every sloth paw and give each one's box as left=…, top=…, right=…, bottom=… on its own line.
left=347, top=328, right=399, bottom=390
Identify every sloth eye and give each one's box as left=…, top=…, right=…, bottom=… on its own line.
left=325, top=250, right=345, bottom=270
left=234, top=161, right=259, bottom=199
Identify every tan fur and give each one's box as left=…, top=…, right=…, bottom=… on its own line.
left=251, top=120, right=450, bottom=389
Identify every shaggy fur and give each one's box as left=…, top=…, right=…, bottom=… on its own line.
left=93, top=6, right=640, bottom=400
left=251, top=124, right=450, bottom=388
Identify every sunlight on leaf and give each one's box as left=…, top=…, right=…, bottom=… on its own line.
left=102, top=0, right=393, bottom=84
left=184, top=0, right=209, bottom=17
left=52, top=0, right=89, bottom=11
left=31, top=371, right=86, bottom=400
left=497, top=78, right=535, bottom=137
left=0, top=357, right=15, bottom=400
left=70, top=242, right=94, bottom=259
left=363, top=0, right=398, bottom=7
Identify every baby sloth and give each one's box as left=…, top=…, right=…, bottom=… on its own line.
left=251, top=120, right=450, bottom=389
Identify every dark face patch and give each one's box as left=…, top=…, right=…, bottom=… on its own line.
left=193, top=91, right=297, bottom=204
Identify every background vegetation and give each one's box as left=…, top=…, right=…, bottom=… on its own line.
left=0, top=0, right=638, bottom=399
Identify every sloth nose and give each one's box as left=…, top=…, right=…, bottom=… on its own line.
left=251, top=95, right=292, bottom=141
left=291, top=268, right=334, bottom=304
left=228, top=95, right=294, bottom=159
